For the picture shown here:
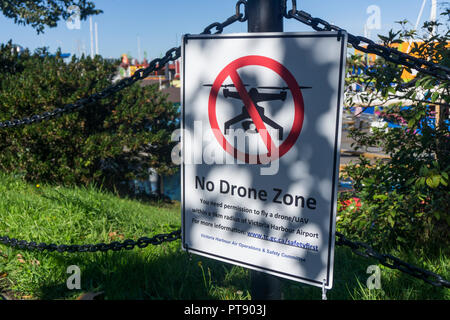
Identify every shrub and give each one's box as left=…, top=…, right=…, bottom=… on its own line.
left=0, top=41, right=179, bottom=191
left=339, top=14, right=449, bottom=251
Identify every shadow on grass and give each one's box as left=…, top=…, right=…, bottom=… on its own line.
left=41, top=188, right=180, bottom=213
left=26, top=244, right=449, bottom=300
left=41, top=191, right=103, bottom=215
left=35, top=245, right=250, bottom=300
left=282, top=246, right=450, bottom=300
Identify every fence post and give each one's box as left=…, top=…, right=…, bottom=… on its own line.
left=247, top=0, right=283, bottom=300
left=247, top=0, right=284, bottom=32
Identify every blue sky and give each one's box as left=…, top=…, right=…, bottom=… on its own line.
left=1, top=0, right=448, bottom=60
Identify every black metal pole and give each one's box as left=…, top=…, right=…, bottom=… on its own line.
left=247, top=0, right=283, bottom=300
left=247, top=0, right=284, bottom=32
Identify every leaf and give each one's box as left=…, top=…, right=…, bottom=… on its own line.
left=108, top=231, right=124, bottom=240
left=108, top=231, right=117, bottom=238
left=76, top=291, right=104, bottom=300
left=387, top=216, right=395, bottom=228
left=431, top=92, right=440, bottom=103
left=16, top=254, right=26, bottom=264
left=426, top=175, right=440, bottom=188
left=373, top=194, right=387, bottom=201
left=415, top=177, right=426, bottom=187
left=31, top=259, right=40, bottom=266
left=419, top=165, right=429, bottom=176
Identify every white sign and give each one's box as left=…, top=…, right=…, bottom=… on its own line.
left=181, top=32, right=347, bottom=289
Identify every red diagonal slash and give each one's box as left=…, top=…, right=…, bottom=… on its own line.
left=229, top=70, right=279, bottom=156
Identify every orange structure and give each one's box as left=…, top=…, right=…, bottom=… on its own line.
left=354, top=41, right=450, bottom=81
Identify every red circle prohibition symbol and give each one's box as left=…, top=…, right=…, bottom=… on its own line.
left=208, top=55, right=305, bottom=163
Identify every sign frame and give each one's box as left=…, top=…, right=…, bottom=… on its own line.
left=181, top=31, right=347, bottom=289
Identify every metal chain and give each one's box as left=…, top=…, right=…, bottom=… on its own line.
left=335, top=232, right=450, bottom=288
left=0, top=0, right=448, bottom=289
left=281, top=0, right=450, bottom=288
left=0, top=47, right=181, bottom=129
left=279, top=0, right=450, bottom=289
left=202, top=0, right=247, bottom=35
left=283, top=0, right=450, bottom=82
left=0, top=1, right=248, bottom=129
left=0, top=229, right=181, bottom=253
left=2, top=227, right=448, bottom=289
left=0, top=1, right=247, bottom=253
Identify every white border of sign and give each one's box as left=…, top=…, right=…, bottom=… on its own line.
left=181, top=32, right=347, bottom=289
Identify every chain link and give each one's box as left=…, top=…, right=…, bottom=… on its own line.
left=0, top=1, right=248, bottom=129
left=283, top=0, right=450, bottom=82
left=0, top=1, right=247, bottom=253
left=282, top=0, right=450, bottom=288
left=0, top=0, right=448, bottom=290
left=2, top=227, right=448, bottom=289
left=0, top=48, right=181, bottom=129
left=0, top=229, right=181, bottom=253
left=201, top=0, right=247, bottom=34
left=335, top=232, right=450, bottom=288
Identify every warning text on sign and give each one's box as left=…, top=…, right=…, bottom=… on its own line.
left=195, top=176, right=317, bottom=210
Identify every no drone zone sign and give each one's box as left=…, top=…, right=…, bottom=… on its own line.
left=181, top=32, right=347, bottom=289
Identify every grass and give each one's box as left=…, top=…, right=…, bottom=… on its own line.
left=0, top=172, right=448, bottom=300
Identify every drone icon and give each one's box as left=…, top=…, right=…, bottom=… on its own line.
left=204, top=83, right=311, bottom=140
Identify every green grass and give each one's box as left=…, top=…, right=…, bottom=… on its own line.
left=0, top=172, right=448, bottom=300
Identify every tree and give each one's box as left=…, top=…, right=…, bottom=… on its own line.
left=339, top=9, right=449, bottom=250
left=0, top=0, right=101, bottom=33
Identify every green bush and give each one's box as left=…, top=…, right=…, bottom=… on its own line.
left=0, top=41, right=179, bottom=190
left=340, top=15, right=449, bottom=251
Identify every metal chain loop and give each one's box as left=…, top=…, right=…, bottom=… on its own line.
left=202, top=4, right=248, bottom=35
left=335, top=232, right=450, bottom=288
left=0, top=47, right=180, bottom=129
left=2, top=228, right=448, bottom=289
left=283, top=5, right=450, bottom=290
left=0, top=1, right=245, bottom=254
left=0, top=0, right=448, bottom=291
left=0, top=229, right=181, bottom=253
left=236, top=0, right=248, bottom=22
left=0, top=1, right=248, bottom=129
left=284, top=0, right=450, bottom=81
